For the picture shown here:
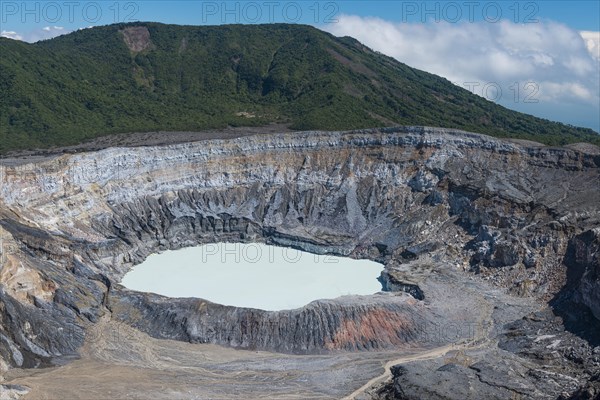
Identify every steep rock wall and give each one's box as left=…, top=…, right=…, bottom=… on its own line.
left=0, top=127, right=599, bottom=369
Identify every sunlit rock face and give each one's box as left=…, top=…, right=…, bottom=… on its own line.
left=0, top=126, right=599, bottom=365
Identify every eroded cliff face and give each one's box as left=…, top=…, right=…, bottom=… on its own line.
left=0, top=127, right=599, bottom=396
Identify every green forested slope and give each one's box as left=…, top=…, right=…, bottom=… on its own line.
left=1, top=22, right=598, bottom=153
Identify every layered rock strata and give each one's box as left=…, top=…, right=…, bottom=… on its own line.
left=0, top=126, right=598, bottom=397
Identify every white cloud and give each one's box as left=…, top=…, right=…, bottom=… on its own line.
left=538, top=81, right=595, bottom=102
left=581, top=31, right=600, bottom=61
left=28, top=26, right=68, bottom=42
left=323, top=15, right=600, bottom=131
left=42, top=26, right=64, bottom=32
left=1, top=30, right=23, bottom=41
left=1, top=26, right=69, bottom=43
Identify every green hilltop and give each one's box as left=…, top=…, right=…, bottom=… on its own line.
left=1, top=22, right=598, bottom=153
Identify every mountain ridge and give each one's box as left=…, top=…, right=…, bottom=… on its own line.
left=1, top=22, right=598, bottom=153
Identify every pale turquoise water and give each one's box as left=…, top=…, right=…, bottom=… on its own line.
left=120, top=243, right=383, bottom=311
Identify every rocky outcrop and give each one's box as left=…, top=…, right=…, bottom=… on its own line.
left=565, top=374, right=600, bottom=399
left=111, top=290, right=425, bottom=353
left=0, top=127, right=599, bottom=396
left=0, top=384, right=29, bottom=399
left=567, top=229, right=600, bottom=320
left=376, top=308, right=600, bottom=400
left=378, top=270, right=424, bottom=300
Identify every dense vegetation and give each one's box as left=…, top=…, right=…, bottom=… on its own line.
left=1, top=22, right=598, bottom=153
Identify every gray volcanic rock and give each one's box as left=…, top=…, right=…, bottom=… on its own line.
left=375, top=307, right=600, bottom=400
left=0, top=384, right=29, bottom=399
left=111, top=290, right=425, bottom=353
left=0, top=126, right=599, bottom=397
left=568, top=229, right=600, bottom=320
left=384, top=360, right=535, bottom=400
left=565, top=374, right=600, bottom=399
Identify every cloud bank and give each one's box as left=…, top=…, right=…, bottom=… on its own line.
left=324, top=15, right=600, bottom=131
left=1, top=26, right=69, bottom=42
left=0, top=30, right=23, bottom=41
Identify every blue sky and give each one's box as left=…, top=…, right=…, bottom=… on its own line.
left=1, top=1, right=599, bottom=132
left=2, top=1, right=599, bottom=30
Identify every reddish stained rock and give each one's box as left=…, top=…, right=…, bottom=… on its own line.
left=326, top=309, right=414, bottom=350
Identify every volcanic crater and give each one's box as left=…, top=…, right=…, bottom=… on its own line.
left=1, top=126, right=599, bottom=399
